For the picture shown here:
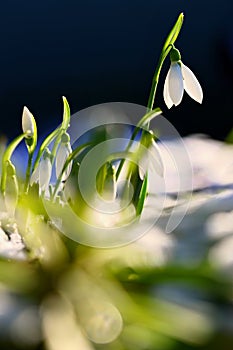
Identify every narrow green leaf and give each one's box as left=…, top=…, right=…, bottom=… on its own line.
left=137, top=108, right=162, bottom=128
left=29, top=113, right=38, bottom=153
left=96, top=161, right=116, bottom=201
left=136, top=171, right=148, bottom=216
left=61, top=96, right=71, bottom=131
left=32, top=128, right=60, bottom=171
left=129, top=163, right=144, bottom=210
left=96, top=162, right=108, bottom=195
left=162, top=13, right=184, bottom=54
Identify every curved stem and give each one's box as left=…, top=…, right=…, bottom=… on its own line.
left=32, top=128, right=60, bottom=173
left=147, top=44, right=172, bottom=112
left=1, top=133, right=26, bottom=194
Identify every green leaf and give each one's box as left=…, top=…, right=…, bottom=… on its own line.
left=96, top=161, right=116, bottom=201
left=61, top=96, right=71, bottom=131
left=29, top=112, right=38, bottom=153
left=32, top=127, right=60, bottom=172
left=137, top=108, right=162, bottom=129
left=162, top=12, right=184, bottom=54
left=136, top=171, right=148, bottom=216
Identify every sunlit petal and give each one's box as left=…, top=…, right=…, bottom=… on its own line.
left=168, top=62, right=184, bottom=106
left=152, top=140, right=164, bottom=177
left=163, top=69, right=173, bottom=109
left=39, top=157, right=52, bottom=191
left=56, top=143, right=72, bottom=181
left=30, top=166, right=40, bottom=185
left=181, top=63, right=203, bottom=103
left=22, top=106, right=35, bottom=137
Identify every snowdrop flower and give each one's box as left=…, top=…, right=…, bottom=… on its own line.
left=139, top=131, right=164, bottom=180
left=30, top=165, right=40, bottom=186
left=139, top=139, right=164, bottom=180
left=163, top=48, right=203, bottom=109
left=22, top=106, right=35, bottom=138
left=39, top=148, right=52, bottom=192
left=55, top=132, right=72, bottom=181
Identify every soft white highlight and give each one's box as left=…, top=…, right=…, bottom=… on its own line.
left=22, top=106, right=35, bottom=137
left=163, top=62, right=203, bottom=108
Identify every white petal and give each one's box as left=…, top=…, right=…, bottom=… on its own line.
left=56, top=143, right=72, bottom=181
left=163, top=69, right=173, bottom=109
left=139, top=141, right=164, bottom=179
left=30, top=166, right=40, bottom=185
left=22, top=106, right=35, bottom=137
left=39, top=157, right=52, bottom=191
left=151, top=140, right=164, bottom=177
left=139, top=154, right=149, bottom=180
left=168, top=63, right=184, bottom=106
left=181, top=63, right=203, bottom=103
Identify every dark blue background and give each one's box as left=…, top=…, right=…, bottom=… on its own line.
left=0, top=0, right=232, bottom=140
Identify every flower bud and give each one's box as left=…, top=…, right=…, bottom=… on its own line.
left=22, top=106, right=35, bottom=138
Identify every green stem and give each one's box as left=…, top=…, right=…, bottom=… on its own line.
left=115, top=109, right=161, bottom=180
left=24, top=151, right=33, bottom=193
left=1, top=133, right=26, bottom=194
left=115, top=127, right=141, bottom=180
left=147, top=44, right=172, bottom=112
left=32, top=128, right=60, bottom=173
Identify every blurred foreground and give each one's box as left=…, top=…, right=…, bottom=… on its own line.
left=0, top=135, right=233, bottom=350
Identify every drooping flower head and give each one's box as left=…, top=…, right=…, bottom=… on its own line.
left=163, top=47, right=203, bottom=109
left=55, top=132, right=73, bottom=181
left=39, top=148, right=52, bottom=193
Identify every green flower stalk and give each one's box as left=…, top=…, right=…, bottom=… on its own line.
left=1, top=133, right=26, bottom=194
